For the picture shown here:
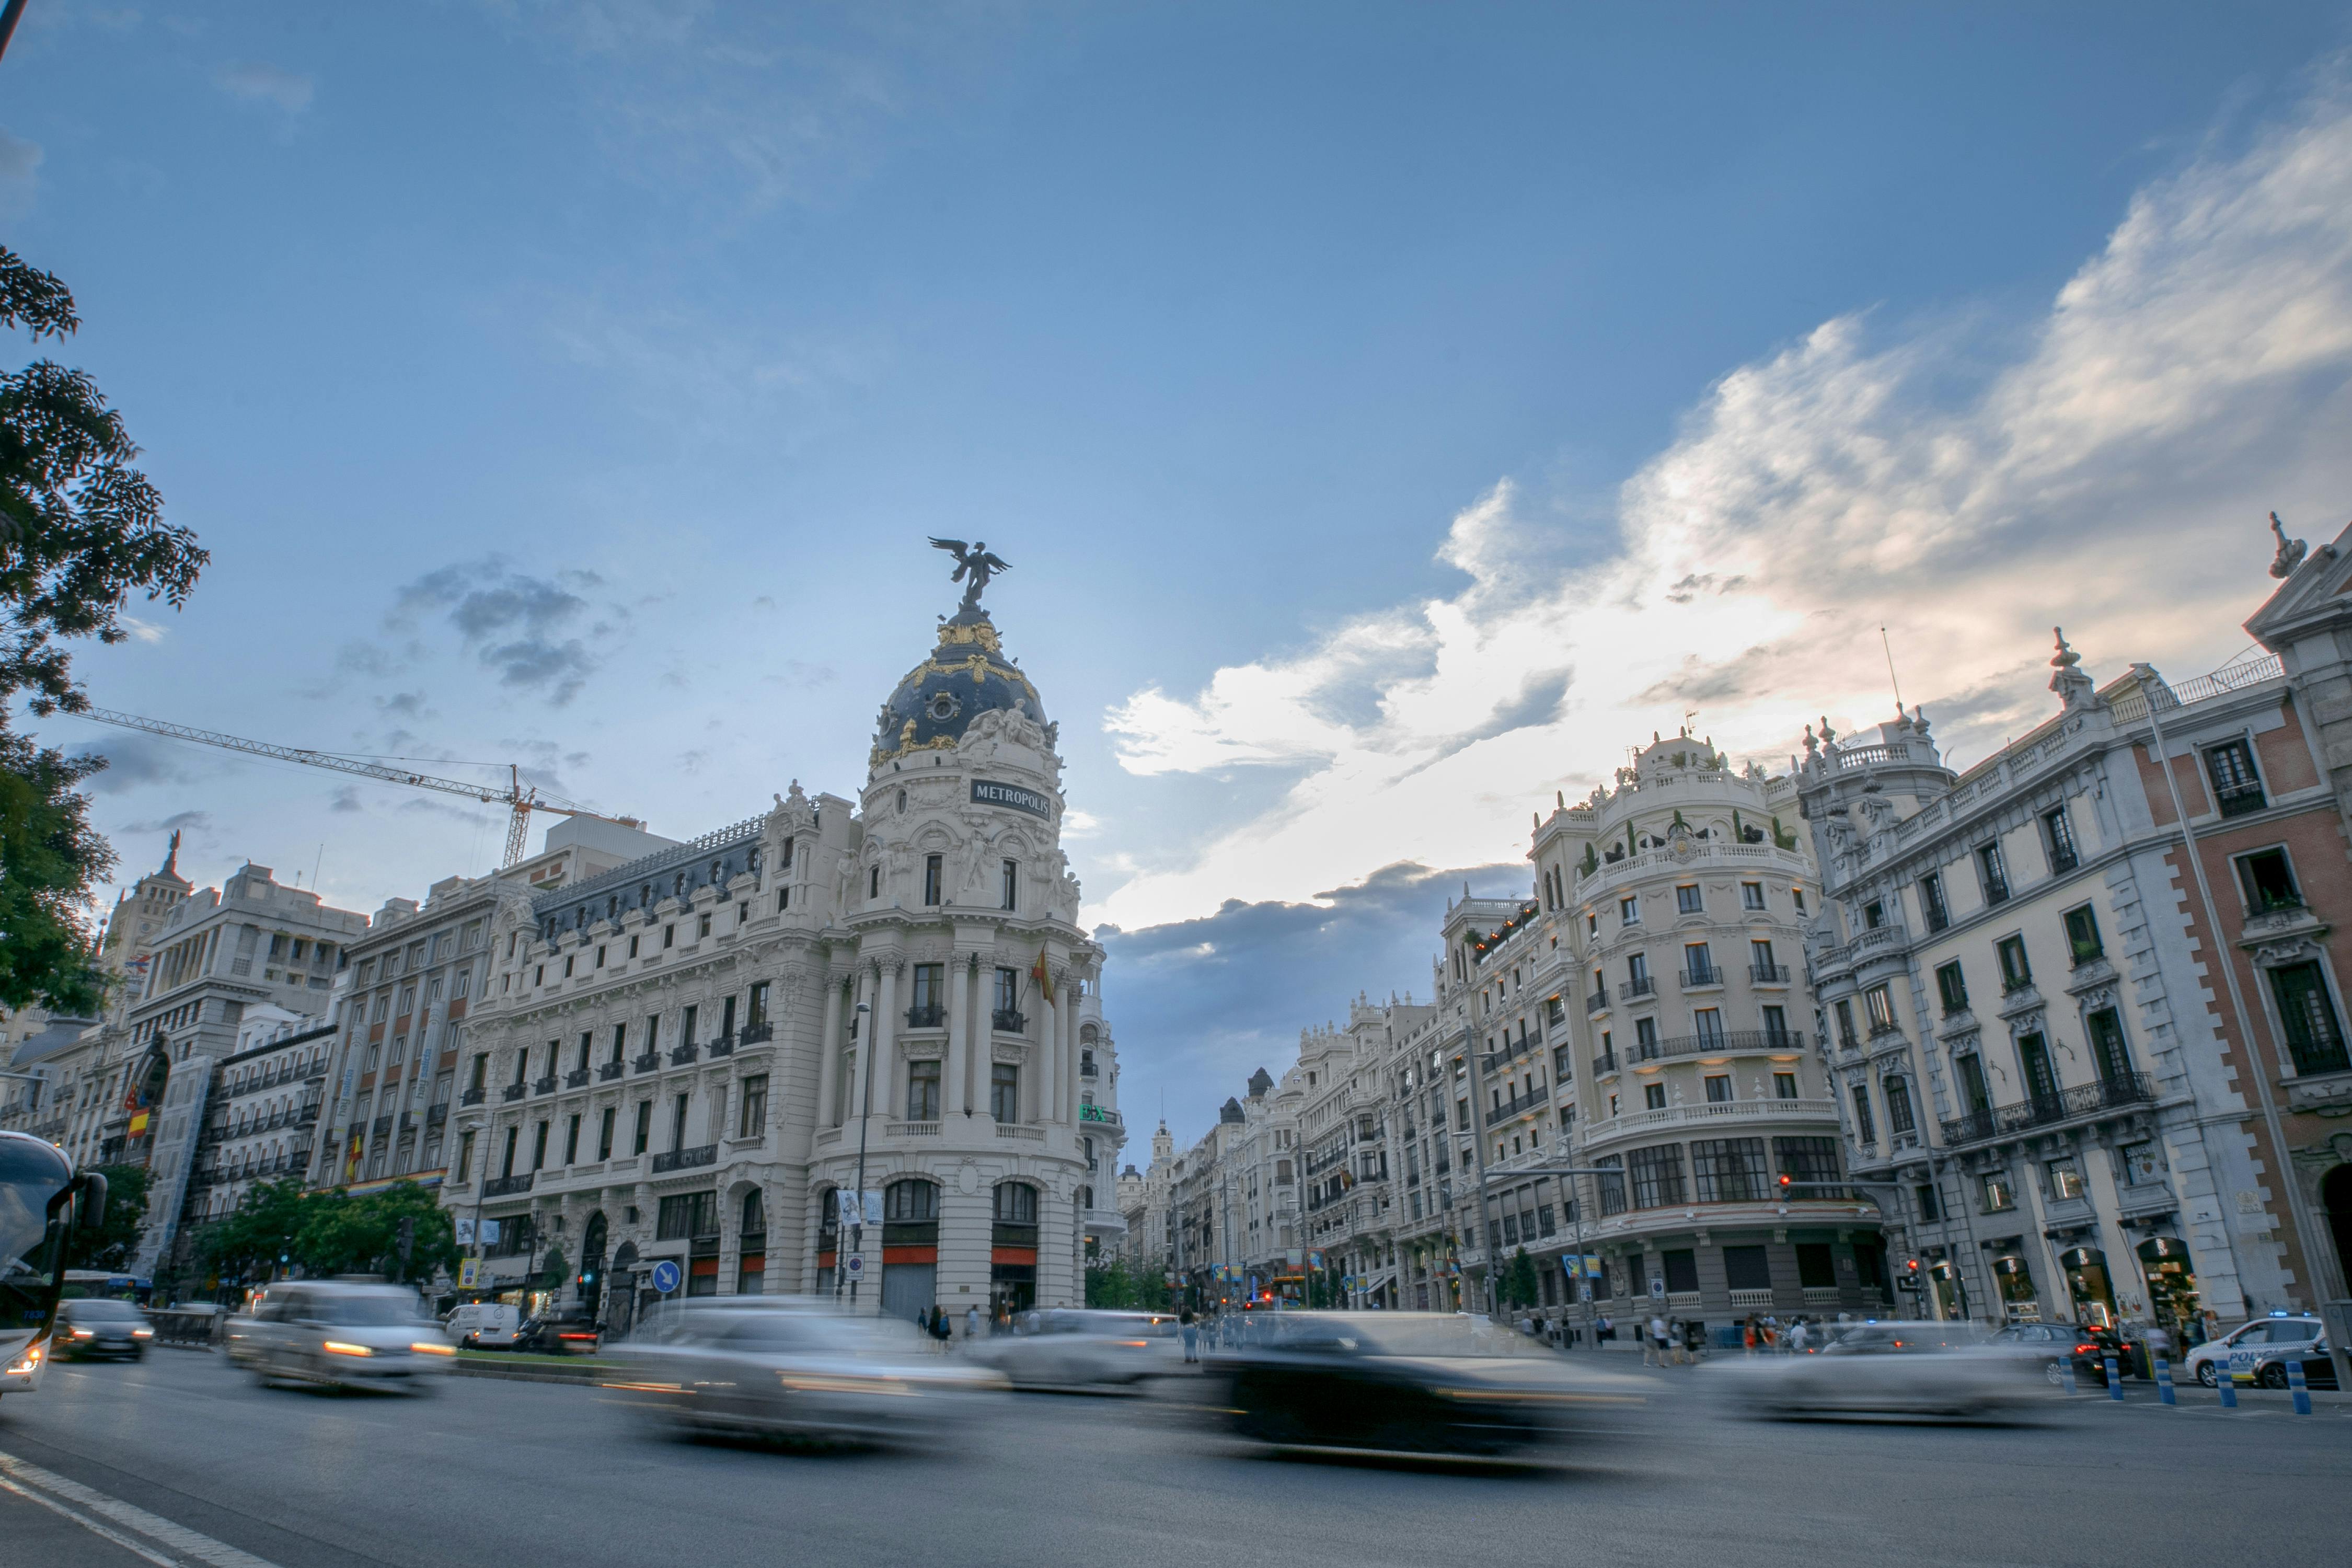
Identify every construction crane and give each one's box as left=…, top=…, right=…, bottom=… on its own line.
left=74, top=709, right=644, bottom=869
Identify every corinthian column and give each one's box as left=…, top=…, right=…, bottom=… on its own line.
left=817, top=972, right=845, bottom=1127
left=944, top=951, right=971, bottom=1120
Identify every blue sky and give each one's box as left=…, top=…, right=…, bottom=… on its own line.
left=8, top=3, right=2352, bottom=1149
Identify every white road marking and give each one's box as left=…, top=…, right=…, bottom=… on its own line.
left=0, top=1451, right=284, bottom=1568
left=0, top=1470, right=183, bottom=1567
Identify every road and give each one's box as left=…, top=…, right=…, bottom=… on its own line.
left=0, top=1349, right=2345, bottom=1568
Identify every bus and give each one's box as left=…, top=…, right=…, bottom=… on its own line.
left=1, top=1129, right=110, bottom=1400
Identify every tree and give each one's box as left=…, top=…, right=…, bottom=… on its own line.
left=1, top=245, right=209, bottom=1014
left=192, top=1178, right=313, bottom=1286
left=1503, top=1247, right=1540, bottom=1309
left=61, top=1161, right=149, bottom=1273
left=535, top=1242, right=569, bottom=1295
left=295, top=1182, right=456, bottom=1285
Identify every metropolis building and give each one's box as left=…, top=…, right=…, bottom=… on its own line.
left=441, top=578, right=1125, bottom=1325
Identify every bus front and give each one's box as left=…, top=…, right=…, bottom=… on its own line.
left=1, top=1131, right=87, bottom=1396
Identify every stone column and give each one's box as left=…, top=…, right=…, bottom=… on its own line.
left=845, top=966, right=874, bottom=1129
left=873, top=961, right=900, bottom=1125
left=817, top=971, right=845, bottom=1126
left=945, top=951, right=971, bottom=1120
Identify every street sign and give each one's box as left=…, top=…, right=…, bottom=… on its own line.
left=458, top=1258, right=483, bottom=1288
left=1649, top=1276, right=1666, bottom=1300
left=648, top=1259, right=682, bottom=1294
left=845, top=1254, right=865, bottom=1277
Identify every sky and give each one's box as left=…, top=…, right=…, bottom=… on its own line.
left=8, top=3, right=2352, bottom=1152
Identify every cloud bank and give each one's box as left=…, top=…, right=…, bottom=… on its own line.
left=1098, top=75, right=2352, bottom=934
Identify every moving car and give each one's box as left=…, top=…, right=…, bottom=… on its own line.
left=228, top=1282, right=455, bottom=1391
left=54, top=1298, right=153, bottom=1361
left=2192, top=1314, right=2324, bottom=1386
left=1214, top=1311, right=1653, bottom=1459
left=1989, top=1322, right=2132, bottom=1386
left=517, top=1307, right=603, bottom=1355
left=1721, top=1322, right=2045, bottom=1420
left=605, top=1299, right=1007, bottom=1446
left=965, top=1308, right=1181, bottom=1390
left=446, top=1300, right=522, bottom=1349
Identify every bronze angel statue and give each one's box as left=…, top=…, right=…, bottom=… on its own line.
left=929, top=537, right=1011, bottom=612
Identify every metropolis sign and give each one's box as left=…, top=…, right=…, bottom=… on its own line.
left=971, top=779, right=1052, bottom=818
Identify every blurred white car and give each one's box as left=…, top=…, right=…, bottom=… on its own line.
left=1715, top=1321, right=2045, bottom=1420
left=966, top=1309, right=1184, bottom=1391
left=227, top=1282, right=454, bottom=1392
left=605, top=1300, right=1007, bottom=1446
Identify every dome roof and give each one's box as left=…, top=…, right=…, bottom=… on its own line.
left=872, top=609, right=1047, bottom=767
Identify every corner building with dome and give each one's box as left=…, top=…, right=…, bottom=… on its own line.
left=442, top=594, right=1125, bottom=1326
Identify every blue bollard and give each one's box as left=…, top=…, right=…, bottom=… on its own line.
left=2104, top=1353, right=2125, bottom=1400
left=2061, top=1356, right=2079, bottom=1395
left=2217, top=1367, right=2238, bottom=1409
left=2287, top=1357, right=2312, bottom=1416
left=2155, top=1356, right=2175, bottom=1405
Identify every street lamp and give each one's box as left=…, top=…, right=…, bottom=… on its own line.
left=842, top=1000, right=874, bottom=1308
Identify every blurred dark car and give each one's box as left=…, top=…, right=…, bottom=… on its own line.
left=1988, top=1322, right=2136, bottom=1386
left=55, top=1298, right=152, bottom=1361
left=517, top=1308, right=603, bottom=1355
left=1214, top=1311, right=1652, bottom=1459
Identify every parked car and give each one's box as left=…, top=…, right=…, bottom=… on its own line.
left=54, top=1298, right=152, bottom=1361
left=965, top=1309, right=1182, bottom=1390
left=517, top=1308, right=603, bottom=1355
left=446, top=1301, right=522, bottom=1350
left=1214, top=1311, right=1654, bottom=1458
left=2239, top=1327, right=2336, bottom=1390
left=2193, top=1314, right=2324, bottom=1386
left=604, top=1299, right=1007, bottom=1447
left=227, top=1282, right=454, bottom=1392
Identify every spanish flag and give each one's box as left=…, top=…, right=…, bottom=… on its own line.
left=1030, top=952, right=1055, bottom=1005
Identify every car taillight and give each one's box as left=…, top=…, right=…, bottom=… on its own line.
left=559, top=1332, right=595, bottom=1341
left=131, top=1328, right=153, bottom=1338
left=2075, top=1344, right=2097, bottom=1354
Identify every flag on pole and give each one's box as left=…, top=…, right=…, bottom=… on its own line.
left=1030, top=952, right=1055, bottom=1005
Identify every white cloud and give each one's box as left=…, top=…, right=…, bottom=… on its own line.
left=1098, top=74, right=2352, bottom=933
left=214, top=62, right=315, bottom=114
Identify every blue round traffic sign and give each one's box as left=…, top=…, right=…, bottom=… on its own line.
left=649, top=1260, right=682, bottom=1294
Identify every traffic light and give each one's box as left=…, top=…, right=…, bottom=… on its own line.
left=1777, top=1174, right=1792, bottom=1192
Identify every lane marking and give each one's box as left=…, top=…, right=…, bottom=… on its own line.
left=0, top=1452, right=283, bottom=1568
left=0, top=1471, right=182, bottom=1567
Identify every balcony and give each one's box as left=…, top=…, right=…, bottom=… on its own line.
left=565, top=1068, right=591, bottom=1088
left=651, top=1144, right=718, bottom=1174
left=992, top=1008, right=1028, bottom=1033
left=1938, top=1071, right=2154, bottom=1147
left=1678, top=964, right=1723, bottom=990
left=1750, top=963, right=1791, bottom=985
left=1625, top=1029, right=1806, bottom=1064
left=481, top=1172, right=534, bottom=1198
left=598, top=1062, right=625, bottom=1081
left=532, top=1075, right=558, bottom=1096
left=669, top=1043, right=700, bottom=1066
left=2216, top=782, right=2267, bottom=819
left=1585, top=991, right=1609, bottom=1015
left=373, top=1115, right=394, bottom=1136
left=1483, top=1087, right=1550, bottom=1127
left=633, top=1052, right=660, bottom=1074
left=501, top=1083, right=526, bottom=1102
left=904, top=1004, right=947, bottom=1030
left=1619, top=977, right=1656, bottom=1002
left=425, top=1102, right=447, bottom=1126
left=1849, top=923, right=1911, bottom=962
left=1582, top=1096, right=1842, bottom=1145
left=1593, top=1051, right=1619, bottom=1075
left=738, top=1022, right=774, bottom=1046
left=707, top=1034, right=735, bottom=1058
left=2049, top=845, right=2080, bottom=874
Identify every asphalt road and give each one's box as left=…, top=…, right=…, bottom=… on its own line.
left=1, top=1348, right=2345, bottom=1568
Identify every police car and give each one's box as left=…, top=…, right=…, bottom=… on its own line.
left=2183, top=1312, right=2321, bottom=1387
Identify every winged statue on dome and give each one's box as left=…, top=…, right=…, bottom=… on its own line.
left=929, top=537, right=1011, bottom=613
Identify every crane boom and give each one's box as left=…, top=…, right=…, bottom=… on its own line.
left=73, top=708, right=639, bottom=869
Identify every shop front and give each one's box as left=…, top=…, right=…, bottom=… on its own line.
left=1990, top=1251, right=2040, bottom=1322
left=1928, top=1254, right=1968, bottom=1321
left=2059, top=1247, right=2117, bottom=1330
left=2135, top=1236, right=2200, bottom=1336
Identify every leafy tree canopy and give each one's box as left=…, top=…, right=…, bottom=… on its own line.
left=1, top=246, right=208, bottom=1013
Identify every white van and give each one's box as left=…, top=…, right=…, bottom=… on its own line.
left=446, top=1301, right=521, bottom=1348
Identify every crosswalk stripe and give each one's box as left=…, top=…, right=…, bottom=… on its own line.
left=0, top=1451, right=284, bottom=1568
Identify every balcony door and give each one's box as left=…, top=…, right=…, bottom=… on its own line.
left=2017, top=1034, right=2059, bottom=1105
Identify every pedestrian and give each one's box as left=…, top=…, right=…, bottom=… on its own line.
left=964, top=1304, right=982, bottom=1340
left=1743, top=1316, right=1758, bottom=1356
left=2145, top=1319, right=2172, bottom=1371
left=1789, top=1317, right=1809, bottom=1355
left=1666, top=1315, right=1686, bottom=1365
left=1180, top=1306, right=1199, bottom=1364
left=1648, top=1313, right=1669, bottom=1366
left=1597, top=1313, right=1613, bottom=1346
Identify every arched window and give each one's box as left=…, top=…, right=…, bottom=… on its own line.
left=991, top=1181, right=1037, bottom=1233
left=740, top=1189, right=767, bottom=1237
left=814, top=1186, right=839, bottom=1250
left=885, top=1179, right=938, bottom=1224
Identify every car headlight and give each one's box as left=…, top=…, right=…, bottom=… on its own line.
left=321, top=1341, right=375, bottom=1357
left=131, top=1329, right=153, bottom=1339
left=410, top=1341, right=456, bottom=1356
left=72, top=1328, right=96, bottom=1338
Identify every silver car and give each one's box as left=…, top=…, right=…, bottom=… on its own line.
left=1715, top=1321, right=2044, bottom=1420
left=228, top=1282, right=455, bottom=1392
left=966, top=1309, right=1184, bottom=1391
left=605, top=1299, right=1008, bottom=1446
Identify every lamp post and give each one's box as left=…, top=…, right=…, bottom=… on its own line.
left=847, top=1000, right=874, bottom=1308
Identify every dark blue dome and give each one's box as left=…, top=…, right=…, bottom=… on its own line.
left=872, top=610, right=1046, bottom=765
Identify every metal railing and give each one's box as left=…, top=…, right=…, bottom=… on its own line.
left=1679, top=964, right=1723, bottom=989
left=1750, top=963, right=1790, bottom=984
left=651, top=1144, right=718, bottom=1173
left=532, top=1075, right=557, bottom=1096
left=501, top=1083, right=526, bottom=1102
left=482, top=1172, right=534, bottom=1198
left=565, top=1068, right=591, bottom=1088
left=1625, top=1029, right=1804, bottom=1063
left=1592, top=1051, right=1619, bottom=1075
left=670, top=1043, right=700, bottom=1065
left=598, top=1062, right=625, bottom=1081
left=992, top=1007, right=1027, bottom=1033
left=738, top=1022, right=774, bottom=1045
left=1619, top=977, right=1655, bottom=1001
left=904, top=1004, right=947, bottom=1029
left=633, top=1052, right=660, bottom=1073
left=1938, top=1071, right=2153, bottom=1146
left=1585, top=991, right=1609, bottom=1014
